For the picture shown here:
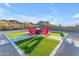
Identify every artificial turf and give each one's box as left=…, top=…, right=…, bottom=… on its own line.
left=7, top=31, right=65, bottom=38
left=15, top=36, right=60, bottom=56
left=49, top=32, right=65, bottom=37
left=7, top=32, right=28, bottom=38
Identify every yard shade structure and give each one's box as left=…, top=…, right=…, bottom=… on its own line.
left=41, top=25, right=48, bottom=36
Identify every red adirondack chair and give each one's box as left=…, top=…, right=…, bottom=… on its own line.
left=41, top=26, right=48, bottom=36
left=28, top=27, right=36, bottom=36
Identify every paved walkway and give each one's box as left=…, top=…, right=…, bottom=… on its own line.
left=0, top=44, right=20, bottom=56
left=55, top=33, right=79, bottom=56
left=0, top=34, right=20, bottom=56
left=0, top=34, right=9, bottom=45
left=47, top=35, right=62, bottom=40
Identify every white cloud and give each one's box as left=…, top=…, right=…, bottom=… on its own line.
left=13, top=15, right=40, bottom=23
left=50, top=21, right=59, bottom=25
left=74, top=20, right=79, bottom=23
left=0, top=6, right=12, bottom=20
left=5, top=3, right=10, bottom=7
left=0, top=4, right=61, bottom=24
left=72, top=13, right=79, bottom=24
left=15, top=15, right=54, bottom=24
left=73, top=13, right=79, bottom=19
left=0, top=6, right=61, bottom=25
left=8, top=17, right=16, bottom=20
left=0, top=7, right=7, bottom=16
left=53, top=18, right=58, bottom=21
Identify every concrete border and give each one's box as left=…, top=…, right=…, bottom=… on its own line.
left=49, top=33, right=68, bottom=56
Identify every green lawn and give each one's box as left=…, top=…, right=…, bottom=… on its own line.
left=49, top=32, right=65, bottom=37
left=7, top=32, right=28, bottom=38
left=15, top=36, right=60, bottom=56
left=7, top=31, right=65, bottom=38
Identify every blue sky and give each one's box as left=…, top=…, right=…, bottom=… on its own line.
left=0, top=3, right=79, bottom=26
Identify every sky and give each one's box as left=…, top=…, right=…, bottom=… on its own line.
left=0, top=3, right=79, bottom=26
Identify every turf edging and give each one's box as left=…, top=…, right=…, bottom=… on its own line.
left=49, top=33, right=68, bottom=56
